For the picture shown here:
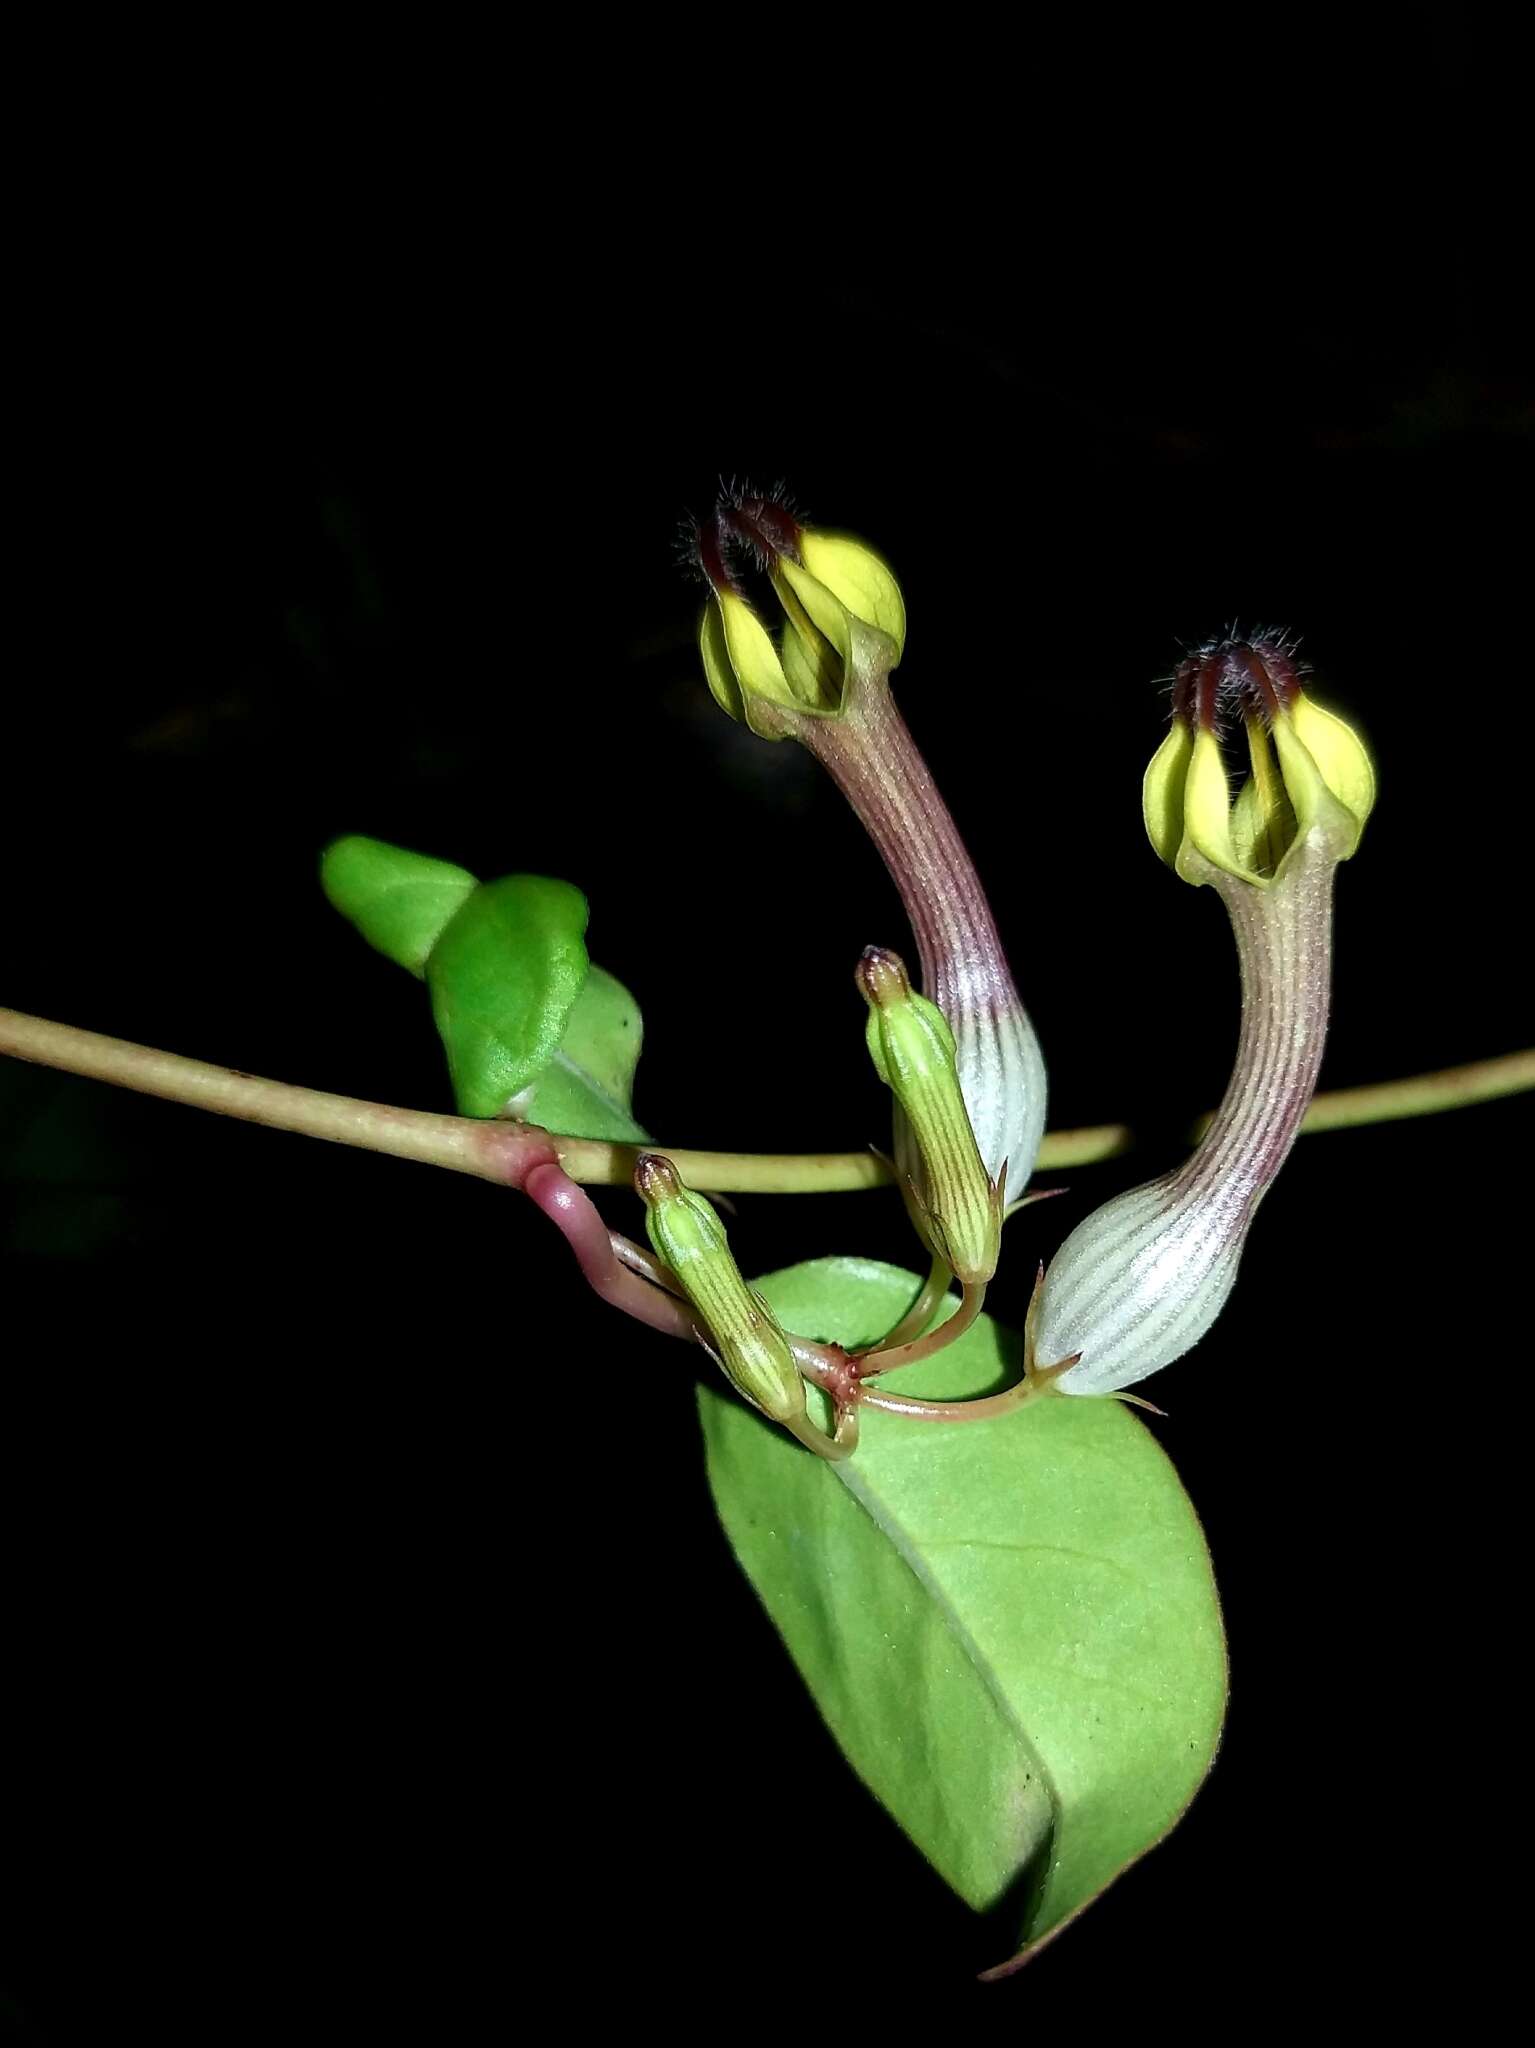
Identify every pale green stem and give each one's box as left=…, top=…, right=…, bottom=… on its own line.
left=873, top=1253, right=951, bottom=1349
left=1204, top=1045, right=1535, bottom=1137
left=1036, top=1123, right=1135, bottom=1170
left=0, top=1008, right=558, bottom=1187
left=858, top=1378, right=1051, bottom=1426
left=609, top=1234, right=686, bottom=1296
left=2, top=1008, right=1529, bottom=1193
left=567, top=1141, right=893, bottom=1192
left=785, top=1404, right=860, bottom=1462
left=559, top=1127, right=1126, bottom=1185
left=855, top=1282, right=986, bottom=1377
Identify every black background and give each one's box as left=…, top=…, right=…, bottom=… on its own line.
left=2, top=99, right=1530, bottom=2040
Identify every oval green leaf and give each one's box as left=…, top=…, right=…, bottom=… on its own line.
left=699, top=1256, right=1226, bottom=1970
left=424, top=876, right=590, bottom=1119
left=324, top=838, right=650, bottom=1134
left=504, top=964, right=648, bottom=1142
left=321, top=835, right=480, bottom=977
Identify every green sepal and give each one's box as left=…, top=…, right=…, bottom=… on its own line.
left=424, top=875, right=591, bottom=1119
left=321, top=835, right=480, bottom=977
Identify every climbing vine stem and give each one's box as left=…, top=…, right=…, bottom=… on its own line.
left=1, top=1008, right=1530, bottom=1194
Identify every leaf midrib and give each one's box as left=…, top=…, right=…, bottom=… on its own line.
left=834, top=1460, right=1064, bottom=1842
left=543, top=1043, right=634, bottom=1123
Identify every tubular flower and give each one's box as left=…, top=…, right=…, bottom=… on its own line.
left=1032, top=634, right=1376, bottom=1398
left=692, top=486, right=1046, bottom=1198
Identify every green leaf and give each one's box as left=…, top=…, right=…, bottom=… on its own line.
left=505, top=964, right=648, bottom=1142
left=324, top=836, right=651, bottom=1132
left=699, top=1256, right=1226, bottom=1969
left=424, top=875, right=590, bottom=1118
left=321, top=835, right=480, bottom=976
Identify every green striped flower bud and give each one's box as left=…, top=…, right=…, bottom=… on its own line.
left=634, top=1154, right=807, bottom=1427
left=856, top=946, right=1002, bottom=1287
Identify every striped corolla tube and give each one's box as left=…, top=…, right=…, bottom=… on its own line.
left=691, top=486, right=1046, bottom=1202
left=1034, top=632, right=1376, bottom=1398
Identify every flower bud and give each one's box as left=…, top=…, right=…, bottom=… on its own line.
left=634, top=1153, right=807, bottom=1426
left=856, top=946, right=1001, bottom=1286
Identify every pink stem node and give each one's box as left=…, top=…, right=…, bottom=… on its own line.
left=522, top=1162, right=699, bottom=1343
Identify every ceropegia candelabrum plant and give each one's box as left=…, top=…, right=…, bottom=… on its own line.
left=20, top=478, right=1521, bottom=1979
